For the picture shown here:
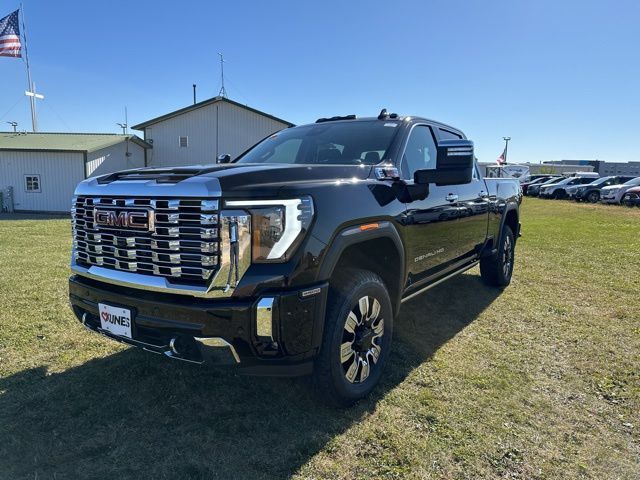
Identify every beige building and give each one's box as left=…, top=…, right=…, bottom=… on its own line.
left=132, top=96, right=293, bottom=168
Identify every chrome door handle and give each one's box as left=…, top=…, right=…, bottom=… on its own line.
left=445, top=193, right=458, bottom=202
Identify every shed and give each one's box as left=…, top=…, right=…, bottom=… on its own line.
left=132, top=96, right=293, bottom=168
left=0, top=132, right=151, bottom=213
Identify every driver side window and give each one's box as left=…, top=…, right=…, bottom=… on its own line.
left=402, top=125, right=437, bottom=179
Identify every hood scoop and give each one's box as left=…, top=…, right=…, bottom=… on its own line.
left=97, top=166, right=222, bottom=185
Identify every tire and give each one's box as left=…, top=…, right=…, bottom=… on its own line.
left=586, top=191, right=600, bottom=203
left=553, top=190, right=565, bottom=200
left=313, top=269, right=393, bottom=407
left=480, top=225, right=515, bottom=287
left=622, top=195, right=634, bottom=208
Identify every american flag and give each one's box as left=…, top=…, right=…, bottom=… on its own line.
left=0, top=10, right=21, bottom=58
left=496, top=146, right=506, bottom=165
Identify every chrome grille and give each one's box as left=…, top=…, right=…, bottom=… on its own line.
left=72, top=196, right=220, bottom=286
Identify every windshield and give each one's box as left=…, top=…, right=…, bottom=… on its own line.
left=548, top=177, right=569, bottom=185
left=540, top=177, right=563, bottom=185
left=235, top=120, right=400, bottom=165
left=622, top=177, right=640, bottom=186
left=529, top=177, right=549, bottom=184
left=588, top=176, right=612, bottom=186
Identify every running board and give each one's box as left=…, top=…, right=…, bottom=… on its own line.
left=400, top=261, right=479, bottom=304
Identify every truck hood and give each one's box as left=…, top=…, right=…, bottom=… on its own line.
left=76, top=163, right=374, bottom=198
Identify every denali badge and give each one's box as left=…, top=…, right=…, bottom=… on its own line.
left=93, top=209, right=154, bottom=231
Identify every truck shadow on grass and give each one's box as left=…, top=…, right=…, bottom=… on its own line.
left=0, top=273, right=500, bottom=480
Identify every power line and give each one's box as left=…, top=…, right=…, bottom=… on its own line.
left=0, top=96, right=25, bottom=123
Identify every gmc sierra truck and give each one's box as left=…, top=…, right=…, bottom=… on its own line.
left=69, top=110, right=521, bottom=406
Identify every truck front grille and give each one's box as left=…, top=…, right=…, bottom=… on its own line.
left=72, top=196, right=220, bottom=286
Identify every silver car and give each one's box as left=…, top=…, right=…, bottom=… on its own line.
left=600, top=177, right=640, bottom=204
left=539, top=176, right=597, bottom=199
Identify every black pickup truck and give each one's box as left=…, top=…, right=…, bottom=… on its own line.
left=69, top=111, right=521, bottom=406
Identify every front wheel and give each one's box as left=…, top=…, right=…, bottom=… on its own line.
left=313, top=269, right=393, bottom=407
left=480, top=225, right=515, bottom=287
left=586, top=191, right=600, bottom=203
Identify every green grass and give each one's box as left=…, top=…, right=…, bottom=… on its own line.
left=0, top=200, right=639, bottom=479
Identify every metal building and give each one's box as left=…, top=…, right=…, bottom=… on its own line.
left=0, top=132, right=150, bottom=213
left=132, top=96, right=293, bottom=168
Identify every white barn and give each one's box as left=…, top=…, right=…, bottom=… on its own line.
left=132, top=96, right=293, bottom=168
left=0, top=132, right=150, bottom=213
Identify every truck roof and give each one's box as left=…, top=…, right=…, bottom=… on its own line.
left=309, top=114, right=465, bottom=137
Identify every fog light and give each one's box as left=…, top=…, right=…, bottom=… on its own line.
left=256, top=297, right=275, bottom=341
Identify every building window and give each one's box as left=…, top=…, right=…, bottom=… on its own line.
left=179, top=136, right=188, bottom=148
left=25, top=175, right=41, bottom=193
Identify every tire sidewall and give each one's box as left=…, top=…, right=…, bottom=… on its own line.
left=498, top=225, right=515, bottom=285
left=327, top=279, right=393, bottom=402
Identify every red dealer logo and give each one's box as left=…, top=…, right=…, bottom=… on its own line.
left=101, top=310, right=130, bottom=328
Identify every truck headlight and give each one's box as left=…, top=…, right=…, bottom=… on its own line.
left=226, top=197, right=314, bottom=262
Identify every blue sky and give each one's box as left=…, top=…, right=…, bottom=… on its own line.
left=1, top=0, right=639, bottom=163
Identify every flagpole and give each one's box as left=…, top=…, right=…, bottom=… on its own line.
left=20, top=2, right=37, bottom=132
left=502, top=137, right=511, bottom=165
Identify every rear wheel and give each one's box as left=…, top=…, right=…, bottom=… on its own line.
left=480, top=225, right=515, bottom=287
left=586, top=190, right=600, bottom=203
left=313, top=269, right=393, bottom=407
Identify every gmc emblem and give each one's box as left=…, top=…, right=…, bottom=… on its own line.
left=93, top=209, right=154, bottom=231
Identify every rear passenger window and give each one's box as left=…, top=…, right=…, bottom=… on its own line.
left=402, top=126, right=437, bottom=179
left=439, top=128, right=462, bottom=140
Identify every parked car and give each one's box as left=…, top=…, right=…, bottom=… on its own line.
left=68, top=111, right=521, bottom=406
left=601, top=177, right=640, bottom=204
left=539, top=176, right=598, bottom=199
left=621, top=186, right=640, bottom=207
left=527, top=176, right=566, bottom=197
left=569, top=176, right=636, bottom=203
left=521, top=175, right=558, bottom=195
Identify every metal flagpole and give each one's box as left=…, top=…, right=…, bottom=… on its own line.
left=20, top=2, right=38, bottom=132
left=502, top=137, right=511, bottom=165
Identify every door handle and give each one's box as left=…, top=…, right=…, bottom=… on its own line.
left=445, top=193, right=458, bottom=202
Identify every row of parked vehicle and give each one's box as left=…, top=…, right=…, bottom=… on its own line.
left=522, top=173, right=640, bottom=207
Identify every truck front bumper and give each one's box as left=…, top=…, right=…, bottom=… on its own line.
left=69, top=275, right=328, bottom=376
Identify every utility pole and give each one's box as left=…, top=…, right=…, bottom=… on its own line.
left=7, top=121, right=18, bottom=132
left=24, top=82, right=44, bottom=132
left=116, top=123, right=127, bottom=135
left=20, top=5, right=44, bottom=132
left=502, top=137, right=511, bottom=165
left=218, top=53, right=227, bottom=98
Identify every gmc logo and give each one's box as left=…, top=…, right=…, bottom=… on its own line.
left=93, top=209, right=153, bottom=231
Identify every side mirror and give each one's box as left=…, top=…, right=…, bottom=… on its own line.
left=414, top=139, right=474, bottom=186
left=216, top=154, right=231, bottom=164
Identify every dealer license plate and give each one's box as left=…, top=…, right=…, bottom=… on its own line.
left=99, top=303, right=132, bottom=339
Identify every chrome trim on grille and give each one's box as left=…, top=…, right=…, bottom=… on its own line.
left=71, top=191, right=252, bottom=297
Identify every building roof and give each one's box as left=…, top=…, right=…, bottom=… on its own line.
left=0, top=132, right=152, bottom=153
left=131, top=96, right=294, bottom=130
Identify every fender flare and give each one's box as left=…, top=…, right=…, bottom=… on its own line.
left=318, top=221, right=405, bottom=313
left=499, top=202, right=520, bottom=240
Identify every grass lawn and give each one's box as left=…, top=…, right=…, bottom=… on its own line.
left=0, top=199, right=638, bottom=479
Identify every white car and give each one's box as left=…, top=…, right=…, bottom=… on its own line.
left=600, top=177, right=640, bottom=204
